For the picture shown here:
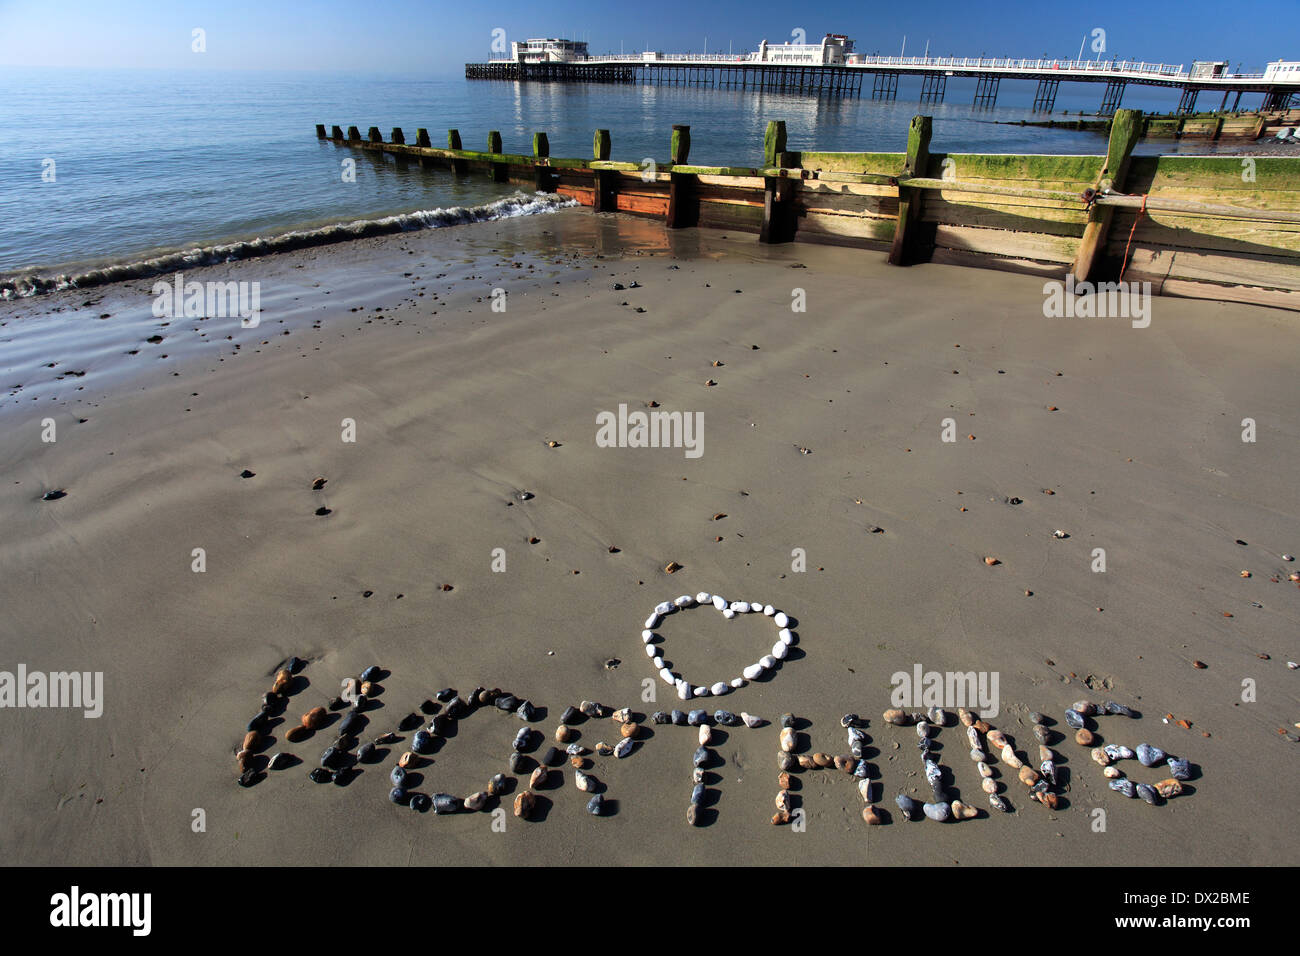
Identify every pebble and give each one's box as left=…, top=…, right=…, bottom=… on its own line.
left=1104, top=701, right=1135, bottom=717
left=895, top=793, right=917, bottom=821
left=779, top=713, right=796, bottom=728
left=1167, top=757, right=1191, bottom=780
left=529, top=766, right=548, bottom=789
left=923, top=801, right=950, bottom=822
left=695, top=591, right=712, bottom=604
left=715, top=710, right=741, bottom=726
left=777, top=752, right=796, bottom=772
left=711, top=595, right=727, bottom=610
left=1155, top=778, right=1183, bottom=798
left=1135, top=782, right=1160, bottom=806
left=1108, top=778, right=1137, bottom=798
left=487, top=773, right=506, bottom=796
left=1063, top=709, right=1085, bottom=730
left=986, top=730, right=1007, bottom=750
left=778, top=628, right=794, bottom=646
left=693, top=746, right=710, bottom=768
left=698, top=725, right=713, bottom=746
left=988, top=794, right=1011, bottom=813
left=1000, top=744, right=1024, bottom=769
left=710, top=681, right=731, bottom=695
left=688, top=709, right=709, bottom=726
left=464, top=791, right=487, bottom=811
left=742, top=664, right=764, bottom=680
left=389, top=786, right=408, bottom=804
left=1075, top=729, right=1094, bottom=746
left=773, top=612, right=789, bottom=628
left=1105, top=744, right=1135, bottom=760
left=586, top=794, right=605, bottom=816
left=513, top=791, right=536, bottom=819
left=614, top=737, right=634, bottom=758
left=862, top=805, right=881, bottom=825
left=508, top=752, right=525, bottom=774
left=1103, top=765, right=1122, bottom=778
left=1136, top=743, right=1167, bottom=767
left=575, top=770, right=596, bottom=792
left=1032, top=724, right=1050, bottom=744
left=981, top=777, right=998, bottom=794
left=512, top=727, right=531, bottom=752
left=779, top=728, right=796, bottom=752
left=1072, top=700, right=1098, bottom=716
left=951, top=800, right=977, bottom=820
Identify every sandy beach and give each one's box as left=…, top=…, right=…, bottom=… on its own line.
left=1, top=206, right=1297, bottom=867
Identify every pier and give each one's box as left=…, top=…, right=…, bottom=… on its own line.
left=466, top=53, right=1300, bottom=114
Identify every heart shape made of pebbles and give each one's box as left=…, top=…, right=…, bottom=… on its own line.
left=641, top=592, right=796, bottom=700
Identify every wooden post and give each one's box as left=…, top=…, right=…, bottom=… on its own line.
left=593, top=129, right=615, bottom=211
left=315, top=124, right=327, bottom=139
left=391, top=127, right=405, bottom=144
left=1071, top=108, right=1143, bottom=282
left=533, top=132, right=554, bottom=192
left=416, top=128, right=431, bottom=147
left=487, top=131, right=506, bottom=183
left=347, top=126, right=361, bottom=142
left=367, top=126, right=382, bottom=143
left=888, top=115, right=934, bottom=266
left=760, top=121, right=795, bottom=243
left=667, top=125, right=697, bottom=228
left=331, top=125, right=344, bottom=141
left=448, top=129, right=468, bottom=175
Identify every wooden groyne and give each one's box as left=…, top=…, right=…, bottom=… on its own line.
left=316, top=114, right=1300, bottom=310
left=1003, top=108, right=1300, bottom=142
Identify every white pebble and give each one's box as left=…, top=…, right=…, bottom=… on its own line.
left=676, top=681, right=692, bottom=700
left=710, top=682, right=729, bottom=696
left=743, top=663, right=764, bottom=680
left=760, top=655, right=777, bottom=668
left=711, top=595, right=727, bottom=610
left=641, top=629, right=655, bottom=643
left=652, top=656, right=663, bottom=669
left=751, top=598, right=764, bottom=610
left=674, top=594, right=694, bottom=608
left=722, top=608, right=736, bottom=619
left=763, top=604, right=776, bottom=616
left=660, top=667, right=675, bottom=684
left=645, top=614, right=660, bottom=630
left=730, top=677, right=746, bottom=689
left=695, top=591, right=712, bottom=604
left=644, top=644, right=657, bottom=658
left=741, top=712, right=763, bottom=728
left=654, top=601, right=673, bottom=616
left=778, top=627, right=794, bottom=645
left=699, top=725, right=712, bottom=745
left=730, top=601, right=750, bottom=613
left=693, top=686, right=709, bottom=698
left=773, top=611, right=789, bottom=628
left=772, top=641, right=789, bottom=660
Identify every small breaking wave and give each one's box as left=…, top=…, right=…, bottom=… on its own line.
left=1, top=191, right=578, bottom=300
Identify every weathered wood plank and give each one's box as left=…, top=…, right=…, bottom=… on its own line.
left=889, top=115, right=934, bottom=266
left=1072, top=108, right=1143, bottom=280
left=935, top=224, right=1079, bottom=263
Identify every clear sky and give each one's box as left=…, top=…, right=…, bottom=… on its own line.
left=0, top=0, right=1294, bottom=74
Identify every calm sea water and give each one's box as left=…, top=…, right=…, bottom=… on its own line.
left=0, top=67, right=1235, bottom=275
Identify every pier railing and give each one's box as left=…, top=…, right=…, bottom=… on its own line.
left=315, top=116, right=1300, bottom=311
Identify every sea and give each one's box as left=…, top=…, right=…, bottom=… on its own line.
left=0, top=67, right=1261, bottom=286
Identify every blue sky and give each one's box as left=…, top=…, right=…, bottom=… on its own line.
left=0, top=0, right=1294, bottom=73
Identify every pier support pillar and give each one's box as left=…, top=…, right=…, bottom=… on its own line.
left=667, top=125, right=697, bottom=228
left=1032, top=79, right=1060, bottom=112
left=920, top=73, right=946, bottom=103
left=1071, top=108, right=1143, bottom=282
left=1099, top=80, right=1126, bottom=114
left=331, top=125, right=344, bottom=141
left=1176, top=87, right=1199, bottom=115
left=760, top=121, right=797, bottom=244
left=973, top=75, right=1000, bottom=108
left=872, top=72, right=898, bottom=100
left=315, top=124, right=327, bottom=139
left=888, top=115, right=935, bottom=266
left=347, top=126, right=361, bottom=142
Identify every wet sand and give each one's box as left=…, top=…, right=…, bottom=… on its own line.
left=1, top=207, right=1297, bottom=866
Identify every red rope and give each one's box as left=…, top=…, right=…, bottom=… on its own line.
left=1118, top=192, right=1149, bottom=282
